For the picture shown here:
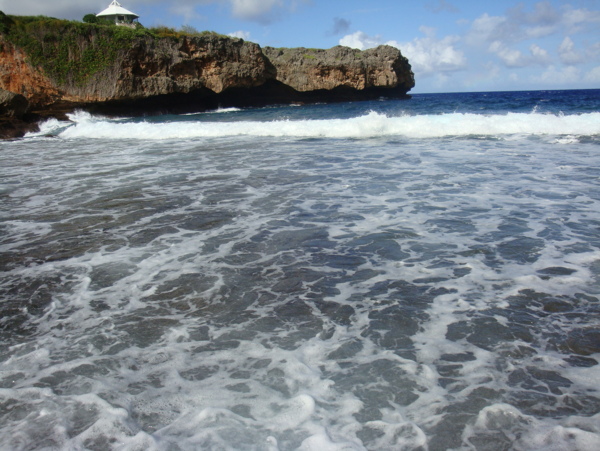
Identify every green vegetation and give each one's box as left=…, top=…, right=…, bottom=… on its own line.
left=0, top=12, right=11, bottom=33
left=0, top=12, right=230, bottom=87
left=149, top=24, right=229, bottom=40
left=302, top=48, right=319, bottom=60
left=1, top=14, right=153, bottom=86
left=82, top=13, right=99, bottom=24
left=82, top=14, right=113, bottom=25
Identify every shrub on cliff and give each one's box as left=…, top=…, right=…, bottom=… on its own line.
left=148, top=24, right=228, bottom=40
left=2, top=14, right=234, bottom=88
left=0, top=11, right=15, bottom=34
left=83, top=14, right=133, bottom=27
left=3, top=15, right=154, bottom=86
left=82, top=14, right=98, bottom=24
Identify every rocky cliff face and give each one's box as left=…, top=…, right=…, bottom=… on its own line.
left=58, top=34, right=275, bottom=104
left=0, top=15, right=414, bottom=136
left=263, top=45, right=413, bottom=93
left=0, top=31, right=274, bottom=108
left=0, top=39, right=60, bottom=108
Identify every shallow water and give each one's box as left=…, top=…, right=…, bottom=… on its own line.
left=1, top=91, right=600, bottom=450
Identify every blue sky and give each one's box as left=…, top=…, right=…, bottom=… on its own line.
left=1, top=0, right=599, bottom=93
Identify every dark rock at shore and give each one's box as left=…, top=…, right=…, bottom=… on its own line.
left=0, top=89, right=37, bottom=138
left=0, top=89, right=29, bottom=117
left=0, top=116, right=39, bottom=139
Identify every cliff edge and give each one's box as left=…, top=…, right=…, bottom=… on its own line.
left=0, top=13, right=414, bottom=137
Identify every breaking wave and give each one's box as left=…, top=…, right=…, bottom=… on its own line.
left=34, top=110, right=600, bottom=141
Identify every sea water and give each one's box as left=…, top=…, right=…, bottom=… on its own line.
left=1, top=90, right=600, bottom=450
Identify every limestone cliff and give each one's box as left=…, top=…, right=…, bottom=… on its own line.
left=263, top=45, right=413, bottom=93
left=0, top=16, right=275, bottom=109
left=0, top=13, right=414, bottom=136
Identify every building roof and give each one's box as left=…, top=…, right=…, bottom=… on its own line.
left=97, top=1, right=139, bottom=18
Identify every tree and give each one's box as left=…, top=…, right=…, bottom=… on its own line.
left=83, top=14, right=98, bottom=24
left=0, top=11, right=15, bottom=34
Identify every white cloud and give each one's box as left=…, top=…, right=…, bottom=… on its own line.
left=401, top=27, right=466, bottom=75
left=0, top=0, right=215, bottom=19
left=584, top=66, right=600, bottom=83
left=431, top=73, right=451, bottom=89
left=509, top=1, right=561, bottom=37
left=0, top=0, right=299, bottom=25
left=467, top=1, right=600, bottom=48
left=0, top=0, right=103, bottom=18
left=228, top=30, right=251, bottom=40
left=465, top=13, right=505, bottom=47
left=558, top=36, right=585, bottom=65
left=489, top=41, right=527, bottom=68
left=464, top=2, right=600, bottom=74
left=339, top=27, right=466, bottom=77
left=483, top=61, right=501, bottom=80
left=465, top=6, right=558, bottom=46
left=229, top=0, right=283, bottom=23
left=562, top=6, right=600, bottom=34
left=527, top=1, right=560, bottom=24
left=535, top=65, right=581, bottom=85
left=338, top=31, right=383, bottom=51
left=488, top=41, right=550, bottom=68
left=529, top=44, right=550, bottom=64
left=589, top=42, right=600, bottom=60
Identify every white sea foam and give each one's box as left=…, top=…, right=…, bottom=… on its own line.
left=208, top=107, right=243, bottom=114
left=3, top=93, right=600, bottom=449
left=54, top=111, right=600, bottom=140
left=23, top=117, right=70, bottom=138
left=467, top=405, right=600, bottom=451
left=181, top=107, right=243, bottom=116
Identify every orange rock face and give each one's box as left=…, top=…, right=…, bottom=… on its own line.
left=0, top=38, right=60, bottom=108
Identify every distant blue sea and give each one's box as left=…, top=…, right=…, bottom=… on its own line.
left=1, top=89, right=600, bottom=450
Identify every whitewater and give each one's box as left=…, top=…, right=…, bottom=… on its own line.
left=1, top=89, right=600, bottom=450
left=37, top=108, right=600, bottom=140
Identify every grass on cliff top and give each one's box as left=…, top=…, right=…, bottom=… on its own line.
left=150, top=24, right=230, bottom=40
left=0, top=12, right=231, bottom=87
left=265, top=46, right=364, bottom=62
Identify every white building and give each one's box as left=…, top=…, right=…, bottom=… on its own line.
left=97, top=1, right=139, bottom=26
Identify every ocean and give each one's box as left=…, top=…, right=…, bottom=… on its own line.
left=1, top=89, right=600, bottom=450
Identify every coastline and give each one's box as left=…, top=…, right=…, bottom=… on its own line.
left=0, top=15, right=414, bottom=138
left=0, top=86, right=413, bottom=139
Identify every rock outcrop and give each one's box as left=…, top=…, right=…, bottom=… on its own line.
left=263, top=45, right=413, bottom=93
left=56, top=34, right=275, bottom=104
left=0, top=14, right=414, bottom=136
left=0, top=30, right=274, bottom=109
left=0, top=88, right=37, bottom=138
left=0, top=89, right=29, bottom=117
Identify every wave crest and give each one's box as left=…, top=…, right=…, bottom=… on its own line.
left=54, top=111, right=600, bottom=140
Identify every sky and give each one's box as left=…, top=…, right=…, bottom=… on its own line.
left=1, top=0, right=599, bottom=93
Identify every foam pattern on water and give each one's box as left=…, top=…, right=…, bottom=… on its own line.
left=38, top=110, right=600, bottom=140
left=2, top=102, right=600, bottom=449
